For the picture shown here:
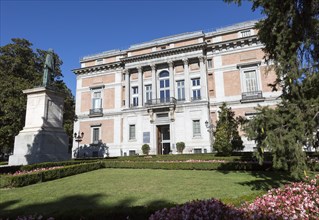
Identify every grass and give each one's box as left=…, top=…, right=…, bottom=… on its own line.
left=0, top=168, right=291, bottom=219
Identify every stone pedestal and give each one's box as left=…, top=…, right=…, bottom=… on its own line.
left=9, top=87, right=70, bottom=165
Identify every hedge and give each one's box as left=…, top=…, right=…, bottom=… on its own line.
left=0, top=161, right=104, bottom=188
left=0, top=160, right=92, bottom=174
left=103, top=161, right=272, bottom=171
left=105, top=154, right=257, bottom=162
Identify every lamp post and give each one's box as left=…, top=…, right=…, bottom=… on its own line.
left=74, top=131, right=84, bottom=158
left=205, top=120, right=215, bottom=152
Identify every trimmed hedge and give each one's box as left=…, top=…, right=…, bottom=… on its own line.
left=105, top=154, right=256, bottom=162
left=103, top=161, right=272, bottom=171
left=0, top=161, right=104, bottom=188
left=0, top=160, right=92, bottom=174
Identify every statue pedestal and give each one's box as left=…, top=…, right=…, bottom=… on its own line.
left=9, top=87, right=70, bottom=165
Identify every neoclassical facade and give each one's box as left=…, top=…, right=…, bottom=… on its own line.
left=72, top=20, right=281, bottom=157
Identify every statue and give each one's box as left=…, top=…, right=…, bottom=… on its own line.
left=43, top=49, right=55, bottom=87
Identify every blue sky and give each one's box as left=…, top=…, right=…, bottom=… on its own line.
left=1, top=0, right=262, bottom=95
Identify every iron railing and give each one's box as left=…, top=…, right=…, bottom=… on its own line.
left=145, top=97, right=177, bottom=106
left=241, top=91, right=264, bottom=101
left=89, top=108, right=103, bottom=117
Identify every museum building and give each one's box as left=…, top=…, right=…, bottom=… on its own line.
left=72, top=20, right=281, bottom=158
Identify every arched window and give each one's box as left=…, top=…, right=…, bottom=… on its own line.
left=159, top=70, right=170, bottom=103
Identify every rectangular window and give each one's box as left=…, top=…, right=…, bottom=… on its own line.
left=192, top=78, right=201, bottom=100
left=129, top=125, right=136, bottom=140
left=193, top=148, right=202, bottom=154
left=193, top=120, right=201, bottom=137
left=176, top=80, right=185, bottom=101
left=145, top=85, right=152, bottom=104
left=207, top=59, right=213, bottom=69
left=96, top=58, right=103, bottom=65
left=244, top=70, right=258, bottom=92
left=132, top=86, right=138, bottom=107
left=92, top=127, right=100, bottom=144
left=92, top=91, right=102, bottom=109
left=241, top=30, right=251, bottom=37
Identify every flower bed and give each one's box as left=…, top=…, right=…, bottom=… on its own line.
left=0, top=161, right=105, bottom=188
left=11, top=166, right=64, bottom=176
left=150, top=175, right=319, bottom=219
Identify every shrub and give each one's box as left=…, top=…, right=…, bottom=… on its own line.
left=150, top=176, right=319, bottom=219
left=176, top=142, right=185, bottom=154
left=142, top=144, right=150, bottom=155
left=150, top=198, right=245, bottom=220
left=242, top=175, right=319, bottom=219
left=0, top=161, right=105, bottom=188
left=103, top=161, right=271, bottom=171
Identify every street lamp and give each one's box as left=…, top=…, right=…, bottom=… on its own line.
left=205, top=120, right=215, bottom=152
left=74, top=131, right=84, bottom=158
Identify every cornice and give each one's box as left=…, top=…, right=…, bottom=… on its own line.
left=121, top=43, right=206, bottom=64
left=207, top=35, right=261, bottom=53
left=73, top=61, right=123, bottom=75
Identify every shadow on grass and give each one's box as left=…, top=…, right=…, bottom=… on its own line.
left=237, top=171, right=294, bottom=191
left=0, top=194, right=174, bottom=220
left=216, top=169, right=293, bottom=191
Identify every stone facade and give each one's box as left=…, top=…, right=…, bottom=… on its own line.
left=72, top=20, right=281, bottom=158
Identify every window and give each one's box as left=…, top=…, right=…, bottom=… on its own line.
left=92, top=91, right=102, bottom=110
left=159, top=70, right=170, bottom=103
left=176, top=80, right=185, bottom=101
left=192, top=78, right=201, bottom=100
left=239, top=65, right=263, bottom=102
left=92, top=127, right=100, bottom=144
left=96, top=58, right=103, bottom=65
left=132, top=87, right=138, bottom=107
left=145, top=85, right=152, bottom=104
left=207, top=59, right=213, bottom=69
left=129, top=150, right=136, bottom=156
left=129, top=125, right=136, bottom=140
left=193, top=120, right=201, bottom=137
left=241, top=30, right=251, bottom=37
left=193, top=148, right=202, bottom=154
left=244, top=70, right=258, bottom=92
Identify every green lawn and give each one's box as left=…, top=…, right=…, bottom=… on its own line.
left=0, top=168, right=291, bottom=219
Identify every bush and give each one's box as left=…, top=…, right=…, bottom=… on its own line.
left=242, top=175, right=319, bottom=219
left=150, top=176, right=319, bottom=219
left=150, top=198, right=245, bottom=220
left=0, top=161, right=105, bottom=188
left=141, top=144, right=150, bottom=155
left=103, top=161, right=271, bottom=171
left=0, top=160, right=89, bottom=175
left=176, top=142, right=185, bottom=154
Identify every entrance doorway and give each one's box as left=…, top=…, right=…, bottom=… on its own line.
left=157, top=125, right=170, bottom=155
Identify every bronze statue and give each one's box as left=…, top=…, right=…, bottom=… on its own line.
left=43, top=49, right=55, bottom=87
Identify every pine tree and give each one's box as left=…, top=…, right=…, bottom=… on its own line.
left=225, top=0, right=319, bottom=179
left=214, top=103, right=244, bottom=155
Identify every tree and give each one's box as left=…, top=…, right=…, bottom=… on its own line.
left=0, top=38, right=75, bottom=154
left=176, top=142, right=185, bottom=154
left=214, top=103, right=244, bottom=156
left=225, top=0, right=319, bottom=178
left=141, top=144, right=150, bottom=155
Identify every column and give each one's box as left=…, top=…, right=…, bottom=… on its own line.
left=168, top=60, right=174, bottom=99
left=183, top=58, right=190, bottom=101
left=124, top=69, right=130, bottom=108
left=137, top=66, right=143, bottom=107
left=151, top=64, right=157, bottom=101
left=199, top=56, right=208, bottom=100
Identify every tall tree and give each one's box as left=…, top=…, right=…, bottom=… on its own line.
left=225, top=0, right=319, bottom=178
left=214, top=103, right=244, bottom=155
left=0, top=38, right=75, bottom=154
